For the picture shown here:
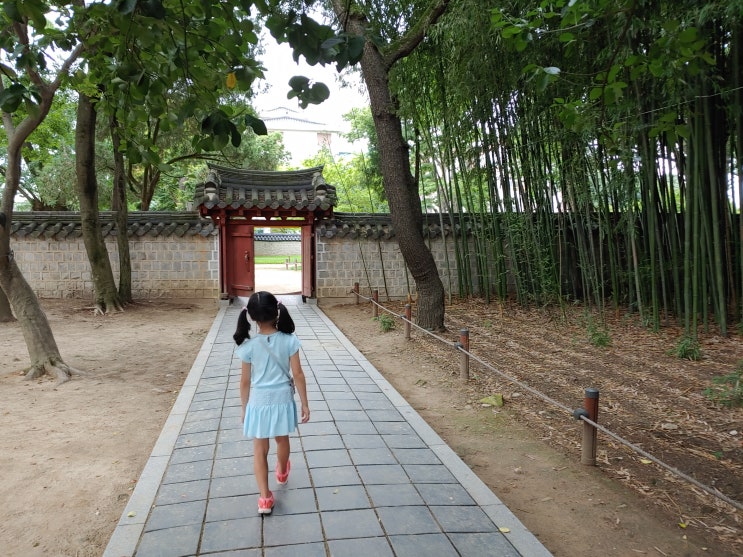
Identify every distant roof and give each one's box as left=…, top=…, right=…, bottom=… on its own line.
left=255, top=233, right=301, bottom=242
left=260, top=106, right=327, bottom=129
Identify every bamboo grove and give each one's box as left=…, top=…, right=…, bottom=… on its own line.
left=384, top=0, right=742, bottom=337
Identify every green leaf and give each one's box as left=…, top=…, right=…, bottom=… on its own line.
left=675, top=124, right=690, bottom=139
left=140, top=0, right=166, bottom=19
left=213, top=132, right=229, bottom=150
left=116, top=0, right=138, bottom=15
left=245, top=114, right=268, bottom=136
left=0, top=62, right=18, bottom=79
left=501, top=26, right=522, bottom=39
left=17, top=0, right=46, bottom=30
left=537, top=72, right=551, bottom=92
left=230, top=123, right=242, bottom=148
left=321, top=37, right=344, bottom=50
left=678, top=27, right=698, bottom=44
left=308, top=82, right=330, bottom=103
left=3, top=0, right=22, bottom=21
left=347, top=35, right=365, bottom=62
left=0, top=82, right=26, bottom=112
left=288, top=75, right=310, bottom=91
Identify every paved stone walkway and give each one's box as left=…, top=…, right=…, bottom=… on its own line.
left=104, top=297, right=552, bottom=557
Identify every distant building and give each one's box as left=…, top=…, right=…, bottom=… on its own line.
left=260, top=106, right=360, bottom=166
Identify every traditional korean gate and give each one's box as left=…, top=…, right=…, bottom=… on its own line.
left=196, top=165, right=335, bottom=301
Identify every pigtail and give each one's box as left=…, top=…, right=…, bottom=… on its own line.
left=276, top=302, right=295, bottom=334
left=233, top=307, right=252, bottom=345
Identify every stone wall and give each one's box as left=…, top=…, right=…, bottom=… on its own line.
left=314, top=233, right=475, bottom=301
left=10, top=212, right=220, bottom=300
left=9, top=212, right=471, bottom=301
left=254, top=234, right=301, bottom=258
left=13, top=235, right=220, bottom=299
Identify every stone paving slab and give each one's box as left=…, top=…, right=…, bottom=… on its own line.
left=104, top=298, right=552, bottom=557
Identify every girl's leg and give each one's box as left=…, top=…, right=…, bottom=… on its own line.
left=275, top=435, right=290, bottom=475
left=253, top=438, right=271, bottom=498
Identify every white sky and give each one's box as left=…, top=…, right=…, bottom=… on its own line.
left=252, top=39, right=369, bottom=131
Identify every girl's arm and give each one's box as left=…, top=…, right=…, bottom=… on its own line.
left=240, top=361, right=251, bottom=422
left=289, top=351, right=310, bottom=423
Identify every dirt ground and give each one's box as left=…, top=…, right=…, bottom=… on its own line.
left=321, top=299, right=742, bottom=557
left=0, top=296, right=741, bottom=557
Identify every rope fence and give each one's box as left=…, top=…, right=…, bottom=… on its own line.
left=350, top=285, right=743, bottom=512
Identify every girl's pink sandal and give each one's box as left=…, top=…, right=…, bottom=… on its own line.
left=258, top=492, right=274, bottom=515
left=275, top=460, right=291, bottom=485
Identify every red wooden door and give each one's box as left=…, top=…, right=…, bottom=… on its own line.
left=227, top=224, right=255, bottom=297
left=301, top=225, right=313, bottom=298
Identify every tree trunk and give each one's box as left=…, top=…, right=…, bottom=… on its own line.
left=1, top=128, right=80, bottom=382
left=331, top=0, right=446, bottom=330
left=0, top=32, right=84, bottom=381
left=0, top=287, right=13, bottom=322
left=110, top=114, right=133, bottom=302
left=75, top=93, right=123, bottom=314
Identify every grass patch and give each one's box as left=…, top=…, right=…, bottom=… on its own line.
left=583, top=315, right=611, bottom=347
left=255, top=255, right=301, bottom=265
left=703, top=363, right=743, bottom=408
left=587, top=322, right=611, bottom=347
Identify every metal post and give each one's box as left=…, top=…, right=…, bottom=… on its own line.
left=354, top=282, right=359, bottom=304
left=404, top=304, right=412, bottom=340
left=581, top=387, right=600, bottom=466
left=372, top=290, right=379, bottom=318
left=459, top=328, right=470, bottom=381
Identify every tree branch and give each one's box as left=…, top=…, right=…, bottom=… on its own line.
left=385, top=0, right=450, bottom=68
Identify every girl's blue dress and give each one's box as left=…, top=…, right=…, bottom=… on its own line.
left=235, top=332, right=301, bottom=439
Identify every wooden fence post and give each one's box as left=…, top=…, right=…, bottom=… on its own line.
left=354, top=282, right=359, bottom=304
left=404, top=303, right=412, bottom=340
left=372, top=290, right=379, bottom=318
left=459, top=328, right=470, bottom=381
left=581, top=387, right=600, bottom=466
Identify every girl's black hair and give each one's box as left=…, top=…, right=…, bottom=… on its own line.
left=246, top=291, right=295, bottom=334
left=233, top=308, right=251, bottom=346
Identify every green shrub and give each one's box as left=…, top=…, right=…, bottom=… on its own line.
left=703, top=363, right=743, bottom=408
left=671, top=336, right=702, bottom=361
left=375, top=313, right=395, bottom=332
left=587, top=322, right=611, bottom=347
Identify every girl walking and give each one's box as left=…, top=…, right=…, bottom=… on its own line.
left=233, top=291, right=310, bottom=514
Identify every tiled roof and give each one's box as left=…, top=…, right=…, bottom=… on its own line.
left=9, top=211, right=216, bottom=239
left=255, top=233, right=301, bottom=242
left=318, top=213, right=474, bottom=239
left=194, top=165, right=336, bottom=213
left=8, top=211, right=470, bottom=241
